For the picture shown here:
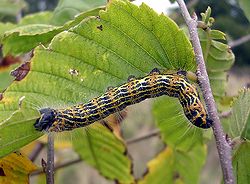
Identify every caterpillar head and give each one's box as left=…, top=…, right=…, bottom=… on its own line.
left=34, top=108, right=57, bottom=131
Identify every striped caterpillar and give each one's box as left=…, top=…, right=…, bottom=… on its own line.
left=34, top=69, right=212, bottom=132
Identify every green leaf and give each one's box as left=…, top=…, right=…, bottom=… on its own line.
left=223, top=89, right=250, bottom=140
left=199, top=29, right=235, bottom=100
left=2, top=25, right=61, bottom=56
left=0, top=62, right=18, bottom=91
left=0, top=71, right=13, bottom=91
left=0, top=109, right=42, bottom=158
left=153, top=97, right=205, bottom=151
left=0, top=0, right=27, bottom=17
left=73, top=124, right=134, bottom=183
left=51, top=0, right=107, bottom=25
left=139, top=145, right=206, bottom=184
left=233, top=141, right=250, bottom=184
left=2, top=7, right=102, bottom=56
left=0, top=22, right=16, bottom=42
left=19, top=11, right=54, bottom=25
left=239, top=0, right=250, bottom=22
left=210, top=30, right=226, bottom=40
left=0, top=0, right=195, bottom=180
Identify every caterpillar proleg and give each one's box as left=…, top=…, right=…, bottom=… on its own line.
left=34, top=69, right=212, bottom=132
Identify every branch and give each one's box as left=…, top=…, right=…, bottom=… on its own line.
left=32, top=158, right=82, bottom=176
left=126, top=130, right=160, bottom=144
left=187, top=0, right=198, bottom=8
left=29, top=142, right=44, bottom=162
left=219, top=110, right=232, bottom=118
left=46, top=134, right=55, bottom=184
left=176, top=1, right=235, bottom=184
left=229, top=34, right=250, bottom=48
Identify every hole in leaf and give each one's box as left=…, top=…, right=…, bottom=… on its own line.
left=97, top=25, right=103, bottom=31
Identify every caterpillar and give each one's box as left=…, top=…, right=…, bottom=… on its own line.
left=34, top=69, right=212, bottom=132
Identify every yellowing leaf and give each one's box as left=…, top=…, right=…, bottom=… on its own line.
left=139, top=147, right=174, bottom=184
left=139, top=145, right=206, bottom=184
left=0, top=152, right=37, bottom=184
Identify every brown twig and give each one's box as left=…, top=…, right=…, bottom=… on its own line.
left=46, top=134, right=55, bottom=184
left=176, top=0, right=235, bottom=184
left=229, top=34, right=250, bottom=48
left=187, top=0, right=198, bottom=8
left=126, top=130, right=160, bottom=144
left=31, top=158, right=82, bottom=176
left=219, top=111, right=232, bottom=118
left=29, top=142, right=44, bottom=162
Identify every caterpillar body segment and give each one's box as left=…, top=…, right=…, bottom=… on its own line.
left=34, top=70, right=212, bottom=132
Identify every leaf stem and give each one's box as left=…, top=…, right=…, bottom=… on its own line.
left=126, top=130, right=160, bottom=144
left=176, top=0, right=235, bottom=184
left=46, top=134, right=54, bottom=184
left=29, top=142, right=44, bottom=162
left=229, top=34, right=250, bottom=48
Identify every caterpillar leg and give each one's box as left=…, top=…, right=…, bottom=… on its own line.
left=106, top=86, right=114, bottom=92
left=149, top=68, right=160, bottom=75
left=177, top=70, right=187, bottom=77
left=127, top=75, right=136, bottom=82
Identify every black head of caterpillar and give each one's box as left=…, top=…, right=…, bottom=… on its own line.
left=34, top=108, right=58, bottom=131
left=34, top=69, right=212, bottom=132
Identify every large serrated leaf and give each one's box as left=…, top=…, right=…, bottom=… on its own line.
left=153, top=97, right=204, bottom=151
left=223, top=89, right=250, bottom=140
left=73, top=124, right=134, bottom=183
left=0, top=0, right=195, bottom=181
left=199, top=29, right=234, bottom=100
left=0, top=0, right=194, bottom=156
left=138, top=145, right=206, bottom=184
